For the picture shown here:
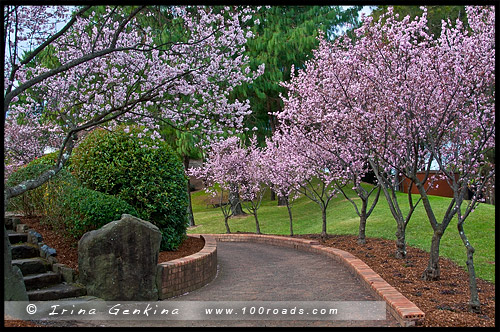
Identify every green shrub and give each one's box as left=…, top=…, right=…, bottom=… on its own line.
left=71, top=126, right=189, bottom=250
left=6, top=151, right=139, bottom=239
left=59, top=186, right=139, bottom=239
left=29, top=151, right=66, bottom=167
left=6, top=159, right=77, bottom=217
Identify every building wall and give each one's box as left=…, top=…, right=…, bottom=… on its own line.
left=399, top=171, right=457, bottom=198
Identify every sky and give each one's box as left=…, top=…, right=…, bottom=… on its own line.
left=335, top=6, right=374, bottom=35
left=359, top=6, right=375, bottom=17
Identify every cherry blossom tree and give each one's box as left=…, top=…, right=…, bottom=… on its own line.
left=3, top=5, right=264, bottom=300
left=342, top=6, right=447, bottom=260
left=360, top=6, right=495, bottom=311
left=279, top=15, right=440, bottom=258
left=340, top=180, right=381, bottom=245
left=278, top=5, right=494, bottom=312
left=4, top=5, right=264, bottom=202
left=189, top=136, right=245, bottom=233
left=342, top=5, right=495, bottom=288
left=237, top=136, right=268, bottom=234
left=410, top=6, right=495, bottom=311
left=273, top=125, right=347, bottom=240
left=278, top=58, right=383, bottom=244
left=261, top=132, right=304, bottom=236
left=191, top=136, right=268, bottom=234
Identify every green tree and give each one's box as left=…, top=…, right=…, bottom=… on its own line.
left=231, top=6, right=361, bottom=203
left=232, top=6, right=361, bottom=142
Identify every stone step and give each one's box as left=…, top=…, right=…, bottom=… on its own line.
left=23, top=271, right=61, bottom=291
left=12, top=257, right=51, bottom=276
left=8, top=232, right=28, bottom=244
left=27, top=283, right=87, bottom=301
left=57, top=295, right=102, bottom=302
left=11, top=243, right=40, bottom=259
left=4, top=216, right=22, bottom=231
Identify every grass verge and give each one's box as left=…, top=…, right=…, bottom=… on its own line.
left=188, top=183, right=495, bottom=283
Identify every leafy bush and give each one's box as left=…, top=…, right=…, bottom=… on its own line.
left=6, top=151, right=140, bottom=239
left=6, top=158, right=77, bottom=217
left=71, top=126, right=189, bottom=250
left=29, top=151, right=66, bottom=167
left=59, top=186, right=138, bottom=239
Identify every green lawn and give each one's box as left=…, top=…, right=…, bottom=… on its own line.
left=188, top=183, right=495, bottom=283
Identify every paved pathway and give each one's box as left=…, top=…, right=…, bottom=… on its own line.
left=174, top=241, right=380, bottom=301
left=52, top=241, right=400, bottom=327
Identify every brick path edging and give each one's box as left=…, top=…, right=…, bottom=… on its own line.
left=156, top=235, right=217, bottom=300
left=195, top=233, right=425, bottom=327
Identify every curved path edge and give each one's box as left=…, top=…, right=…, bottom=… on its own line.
left=192, top=233, right=425, bottom=327
left=157, top=235, right=217, bottom=300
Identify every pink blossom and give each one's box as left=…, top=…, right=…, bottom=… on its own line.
left=4, top=6, right=265, bottom=184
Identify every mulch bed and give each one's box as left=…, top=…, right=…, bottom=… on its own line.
left=20, top=216, right=80, bottom=271
left=295, top=234, right=495, bottom=328
left=158, top=236, right=205, bottom=263
left=4, top=319, right=45, bottom=328
left=6, top=217, right=495, bottom=327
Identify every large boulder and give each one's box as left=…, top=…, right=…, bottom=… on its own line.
left=78, top=214, right=161, bottom=301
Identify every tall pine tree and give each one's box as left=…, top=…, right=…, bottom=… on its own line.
left=231, top=6, right=361, bottom=203
left=232, top=6, right=362, bottom=143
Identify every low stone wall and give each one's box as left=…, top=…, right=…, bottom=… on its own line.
left=156, top=235, right=217, bottom=300
left=206, top=233, right=425, bottom=327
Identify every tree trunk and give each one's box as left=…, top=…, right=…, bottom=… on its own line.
left=321, top=207, right=327, bottom=240
left=183, top=155, right=195, bottom=227
left=229, top=184, right=245, bottom=216
left=368, top=159, right=408, bottom=259
left=286, top=200, right=293, bottom=236
left=270, top=190, right=276, bottom=201
left=224, top=215, right=231, bottom=234
left=186, top=179, right=195, bottom=227
left=278, top=194, right=287, bottom=206
left=421, top=229, right=444, bottom=280
left=358, top=199, right=368, bottom=245
left=395, top=222, right=407, bottom=259
left=254, top=212, right=261, bottom=234
left=414, top=178, right=448, bottom=281
left=458, top=222, right=481, bottom=313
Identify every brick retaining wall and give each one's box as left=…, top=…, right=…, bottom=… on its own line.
left=203, top=233, right=425, bottom=327
left=156, top=235, right=217, bottom=300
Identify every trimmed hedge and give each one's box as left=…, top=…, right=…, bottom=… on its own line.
left=59, top=185, right=138, bottom=239
left=71, top=126, right=189, bottom=251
